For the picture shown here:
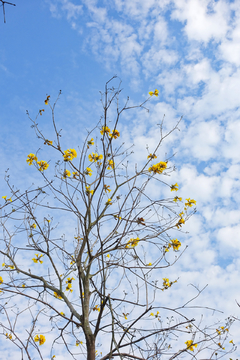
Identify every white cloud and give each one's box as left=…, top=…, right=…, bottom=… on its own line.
left=171, top=0, right=230, bottom=43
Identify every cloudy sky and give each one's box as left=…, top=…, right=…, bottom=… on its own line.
left=1, top=0, right=240, bottom=358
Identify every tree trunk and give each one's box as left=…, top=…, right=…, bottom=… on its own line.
left=86, top=334, right=95, bottom=360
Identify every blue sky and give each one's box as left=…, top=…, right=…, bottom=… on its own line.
left=1, top=0, right=240, bottom=358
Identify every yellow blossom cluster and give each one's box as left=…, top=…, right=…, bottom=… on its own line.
left=34, top=334, right=46, bottom=345
left=26, top=153, right=37, bottom=165
left=2, top=263, right=14, bottom=269
left=63, top=169, right=71, bottom=179
left=216, top=326, right=229, bottom=335
left=37, top=160, right=49, bottom=171
left=185, top=198, right=197, bottom=207
left=93, top=305, right=100, bottom=312
left=148, top=161, right=167, bottom=174
left=162, top=278, right=177, bottom=290
left=165, top=239, right=181, bottom=252
left=100, top=126, right=120, bottom=139
left=87, top=138, right=94, bottom=149
left=63, top=148, right=77, bottom=162
left=0, top=276, right=3, bottom=283
left=105, top=198, right=112, bottom=206
left=26, top=154, right=49, bottom=171
left=54, top=292, right=63, bottom=299
left=107, top=159, right=114, bottom=170
left=147, top=153, right=157, bottom=160
left=86, top=186, right=94, bottom=195
left=170, top=183, right=179, bottom=191
left=173, top=196, right=182, bottom=202
left=44, top=139, right=53, bottom=145
left=176, top=216, right=185, bottom=229
left=65, top=277, right=75, bottom=292
left=88, top=152, right=103, bottom=163
left=2, top=196, right=12, bottom=202
left=85, top=167, right=92, bottom=176
left=5, top=333, right=12, bottom=340
left=185, top=340, right=197, bottom=351
left=125, top=237, right=139, bottom=249
left=44, top=95, right=50, bottom=105
left=150, top=311, right=160, bottom=318
left=104, top=185, right=111, bottom=193
left=76, top=340, right=83, bottom=346
left=149, top=89, right=159, bottom=96
left=32, top=254, right=44, bottom=264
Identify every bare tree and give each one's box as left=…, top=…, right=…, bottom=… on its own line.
left=0, top=0, right=15, bottom=23
left=0, top=77, right=236, bottom=359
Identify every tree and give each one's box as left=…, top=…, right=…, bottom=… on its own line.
left=0, top=77, right=236, bottom=359
left=0, top=0, right=16, bottom=23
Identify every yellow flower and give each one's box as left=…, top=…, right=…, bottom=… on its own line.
left=31, top=223, right=37, bottom=229
left=34, top=334, right=46, bottom=345
left=217, top=342, right=225, bottom=350
left=93, top=305, right=100, bottom=312
left=163, top=278, right=170, bottom=288
left=37, top=160, right=49, bottom=171
left=87, top=138, right=94, bottom=148
left=44, top=139, right=53, bottom=145
left=60, top=312, right=65, bottom=316
left=6, top=333, right=13, bottom=340
left=72, top=171, right=79, bottom=179
left=44, top=95, right=50, bottom=105
left=148, top=161, right=167, bottom=174
left=2, top=263, right=5, bottom=267
left=185, top=340, right=197, bottom=351
left=66, top=277, right=75, bottom=284
left=170, top=239, right=181, bottom=251
left=147, top=263, right=152, bottom=266
left=63, top=149, right=77, bottom=162
left=109, top=129, right=120, bottom=139
left=170, top=183, right=178, bottom=191
left=149, top=89, right=159, bottom=96
left=147, top=153, right=157, bottom=160
left=229, top=340, right=234, bottom=344
left=54, top=292, right=63, bottom=299
left=22, top=284, right=26, bottom=288
left=26, top=153, right=38, bottom=165
left=63, top=169, right=71, bottom=179
left=185, top=198, right=196, bottom=207
left=32, top=254, right=44, bottom=264
left=85, top=167, right=92, bottom=176
left=88, top=152, right=103, bottom=163
left=86, top=186, right=94, bottom=195
left=123, top=312, right=129, bottom=320
left=125, top=237, right=139, bottom=249
left=104, top=185, right=111, bottom=193
left=150, top=312, right=154, bottom=316
left=100, top=126, right=110, bottom=135
left=176, top=218, right=185, bottom=229
left=65, top=284, right=73, bottom=292
left=173, top=196, right=182, bottom=202
left=2, top=196, right=7, bottom=200
left=106, top=254, right=110, bottom=258
left=105, top=198, right=112, bottom=206
left=107, top=159, right=114, bottom=170
left=76, top=340, right=83, bottom=346
left=0, top=276, right=4, bottom=283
